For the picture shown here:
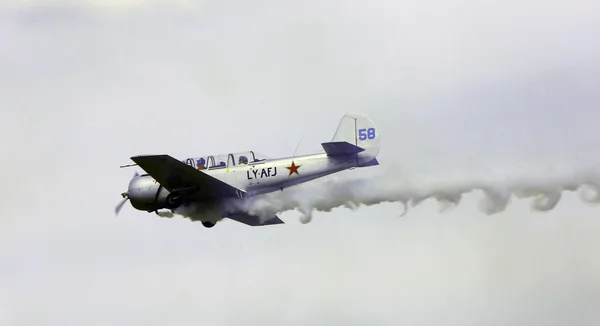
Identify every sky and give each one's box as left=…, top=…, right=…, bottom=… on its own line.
left=1, top=0, right=600, bottom=325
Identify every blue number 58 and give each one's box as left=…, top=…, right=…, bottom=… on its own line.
left=358, top=128, right=376, bottom=140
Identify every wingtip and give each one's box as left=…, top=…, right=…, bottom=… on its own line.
left=226, top=213, right=285, bottom=226
left=263, top=215, right=285, bottom=225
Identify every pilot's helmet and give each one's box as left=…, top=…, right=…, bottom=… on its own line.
left=197, top=158, right=205, bottom=166
left=238, top=155, right=248, bottom=164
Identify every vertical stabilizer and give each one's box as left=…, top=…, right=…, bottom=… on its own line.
left=331, top=112, right=380, bottom=164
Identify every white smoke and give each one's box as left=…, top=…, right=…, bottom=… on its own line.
left=154, top=202, right=225, bottom=223
left=227, top=166, right=600, bottom=224
left=148, top=165, right=600, bottom=224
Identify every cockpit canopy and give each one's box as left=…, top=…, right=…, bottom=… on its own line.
left=181, top=151, right=268, bottom=170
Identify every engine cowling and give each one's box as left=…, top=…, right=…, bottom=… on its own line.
left=127, top=174, right=179, bottom=212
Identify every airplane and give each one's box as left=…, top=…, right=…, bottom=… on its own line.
left=114, top=112, right=381, bottom=228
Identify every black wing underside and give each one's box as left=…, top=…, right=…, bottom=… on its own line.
left=130, top=154, right=243, bottom=200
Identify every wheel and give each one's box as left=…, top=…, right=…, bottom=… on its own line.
left=202, top=221, right=215, bottom=228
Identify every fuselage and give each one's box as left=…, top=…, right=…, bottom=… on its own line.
left=197, top=152, right=358, bottom=197
left=126, top=152, right=361, bottom=213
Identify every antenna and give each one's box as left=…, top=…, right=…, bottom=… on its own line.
left=293, top=136, right=303, bottom=157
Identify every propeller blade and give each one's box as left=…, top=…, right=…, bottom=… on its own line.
left=115, top=196, right=129, bottom=216
left=114, top=172, right=138, bottom=216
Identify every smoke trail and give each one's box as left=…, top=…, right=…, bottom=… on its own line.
left=151, top=166, right=600, bottom=224
left=154, top=203, right=223, bottom=222
left=228, top=167, right=600, bottom=224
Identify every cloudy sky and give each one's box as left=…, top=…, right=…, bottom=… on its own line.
left=1, top=0, right=600, bottom=325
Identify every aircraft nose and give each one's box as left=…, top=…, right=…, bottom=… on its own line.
left=127, top=173, right=143, bottom=190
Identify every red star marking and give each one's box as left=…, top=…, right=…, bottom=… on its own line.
left=286, top=161, right=301, bottom=176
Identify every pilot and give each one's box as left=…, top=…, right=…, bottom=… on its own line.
left=238, top=155, right=248, bottom=165
left=197, top=158, right=206, bottom=170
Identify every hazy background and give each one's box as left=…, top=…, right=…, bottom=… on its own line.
left=1, top=0, right=600, bottom=325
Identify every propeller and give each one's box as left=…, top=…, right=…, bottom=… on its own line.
left=114, top=194, right=129, bottom=216
left=114, top=171, right=140, bottom=216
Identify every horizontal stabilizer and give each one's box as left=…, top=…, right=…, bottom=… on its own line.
left=321, top=141, right=365, bottom=156
left=227, top=213, right=284, bottom=227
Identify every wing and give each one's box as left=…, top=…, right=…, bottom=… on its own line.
left=130, top=154, right=244, bottom=200
left=226, top=213, right=285, bottom=227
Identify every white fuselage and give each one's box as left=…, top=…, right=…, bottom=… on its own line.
left=198, top=153, right=357, bottom=197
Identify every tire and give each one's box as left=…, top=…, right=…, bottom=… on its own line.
left=202, top=221, right=215, bottom=228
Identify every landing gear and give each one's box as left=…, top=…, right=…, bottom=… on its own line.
left=202, top=221, right=215, bottom=228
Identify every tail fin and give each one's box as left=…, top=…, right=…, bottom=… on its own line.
left=327, top=112, right=380, bottom=166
